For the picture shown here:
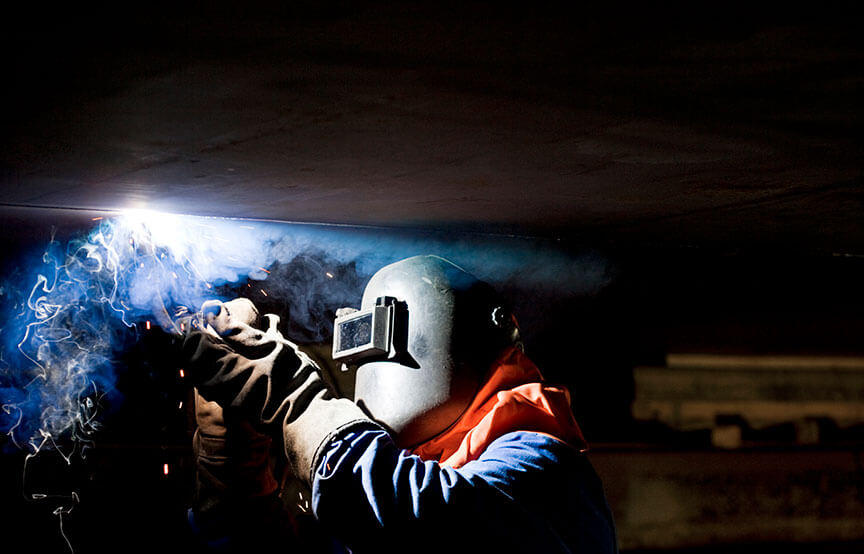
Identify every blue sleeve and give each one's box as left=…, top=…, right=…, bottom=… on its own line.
left=311, top=424, right=617, bottom=554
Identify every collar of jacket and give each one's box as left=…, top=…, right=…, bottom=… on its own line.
left=411, top=346, right=587, bottom=468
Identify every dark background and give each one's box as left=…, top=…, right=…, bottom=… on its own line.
left=1, top=2, right=864, bottom=552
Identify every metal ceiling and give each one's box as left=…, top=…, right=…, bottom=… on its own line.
left=1, top=2, right=862, bottom=252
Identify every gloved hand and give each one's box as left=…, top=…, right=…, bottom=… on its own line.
left=191, top=388, right=282, bottom=540
left=182, top=298, right=375, bottom=484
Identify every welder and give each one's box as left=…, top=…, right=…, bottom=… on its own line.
left=182, top=255, right=617, bottom=553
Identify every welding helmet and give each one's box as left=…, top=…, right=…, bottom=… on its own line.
left=332, top=255, right=520, bottom=447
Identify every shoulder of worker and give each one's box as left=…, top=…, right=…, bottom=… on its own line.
left=466, top=431, right=617, bottom=550
left=313, top=426, right=615, bottom=553
left=462, top=430, right=591, bottom=482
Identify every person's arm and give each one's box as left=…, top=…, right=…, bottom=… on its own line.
left=311, top=427, right=618, bottom=554
left=180, top=298, right=368, bottom=551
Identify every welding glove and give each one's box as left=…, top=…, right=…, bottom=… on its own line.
left=182, top=298, right=375, bottom=484
left=191, top=388, right=283, bottom=543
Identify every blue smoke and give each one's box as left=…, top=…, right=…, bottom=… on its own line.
left=0, top=211, right=610, bottom=457
left=0, top=212, right=279, bottom=456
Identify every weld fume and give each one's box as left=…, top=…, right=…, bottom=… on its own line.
left=1, top=213, right=609, bottom=455
left=0, top=213, right=273, bottom=454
